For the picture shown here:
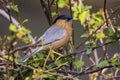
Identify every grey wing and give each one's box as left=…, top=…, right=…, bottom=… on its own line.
left=22, top=26, right=66, bottom=62
left=39, top=26, right=66, bottom=44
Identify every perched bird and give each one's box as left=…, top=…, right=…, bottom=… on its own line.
left=22, top=15, right=73, bottom=62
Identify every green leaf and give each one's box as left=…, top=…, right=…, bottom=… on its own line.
left=25, top=77, right=30, bottom=80
left=79, top=11, right=89, bottom=25
left=22, top=36, right=32, bottom=44
left=55, top=59, right=65, bottom=66
left=32, top=68, right=43, bottom=78
left=88, top=20, right=95, bottom=27
left=51, top=12, right=58, bottom=17
left=22, top=19, right=29, bottom=24
left=95, top=32, right=106, bottom=39
left=73, top=12, right=79, bottom=20
left=2, top=55, right=13, bottom=61
left=3, top=74, right=7, bottom=80
left=16, top=27, right=30, bottom=39
left=108, top=28, right=114, bottom=36
left=71, top=6, right=78, bottom=12
left=107, top=28, right=118, bottom=41
left=83, top=5, right=92, bottom=11
left=86, top=48, right=92, bottom=54
left=22, top=27, right=31, bottom=34
left=28, top=58, right=43, bottom=66
left=54, top=56, right=74, bottom=66
left=92, top=12, right=103, bottom=22
left=107, top=73, right=113, bottom=77
left=109, top=56, right=119, bottom=65
left=11, top=5, right=19, bottom=13
left=7, top=35, right=16, bottom=40
left=81, top=33, right=88, bottom=38
left=97, top=60, right=109, bottom=68
left=9, top=23, right=17, bottom=32
left=105, top=39, right=112, bottom=43
left=34, top=63, right=40, bottom=67
left=36, top=53, right=45, bottom=59
left=78, top=3, right=83, bottom=13
left=42, top=74, right=53, bottom=78
left=116, top=63, right=120, bottom=70
left=88, top=20, right=103, bottom=28
left=74, top=61, right=84, bottom=69
left=58, top=0, right=66, bottom=8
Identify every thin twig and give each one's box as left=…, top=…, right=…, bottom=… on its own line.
left=16, top=63, right=36, bottom=70
left=66, top=39, right=119, bottom=58
left=87, top=55, right=95, bottom=65
left=57, top=65, right=113, bottom=76
left=43, top=49, right=51, bottom=71
left=103, top=0, right=108, bottom=26
left=46, top=62, right=67, bottom=72
left=44, top=71, right=75, bottom=79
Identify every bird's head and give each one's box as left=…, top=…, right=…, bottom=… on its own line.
left=53, top=15, right=72, bottom=24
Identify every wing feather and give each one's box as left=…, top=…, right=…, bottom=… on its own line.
left=39, top=26, right=66, bottom=44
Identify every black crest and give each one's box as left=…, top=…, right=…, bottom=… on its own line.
left=53, top=15, right=72, bottom=24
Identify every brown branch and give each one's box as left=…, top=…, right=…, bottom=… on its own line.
left=10, top=39, right=48, bottom=54
left=57, top=65, right=113, bottom=76
left=10, top=43, right=35, bottom=54
left=39, top=0, right=52, bottom=25
left=44, top=71, right=75, bottom=79
left=66, top=39, right=119, bottom=58
left=103, top=0, right=108, bottom=26
left=49, top=0, right=54, bottom=7
left=16, top=63, right=36, bottom=70
left=106, top=76, right=120, bottom=80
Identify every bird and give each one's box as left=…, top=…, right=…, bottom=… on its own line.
left=22, top=15, right=73, bottom=62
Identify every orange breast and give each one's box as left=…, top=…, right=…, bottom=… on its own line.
left=50, top=20, right=72, bottom=49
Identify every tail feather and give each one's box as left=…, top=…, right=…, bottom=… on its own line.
left=22, top=46, right=44, bottom=62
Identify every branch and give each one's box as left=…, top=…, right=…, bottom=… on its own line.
left=57, top=65, right=113, bottom=76
left=39, top=0, right=52, bottom=25
left=66, top=39, right=119, bottom=58
left=103, top=0, right=108, bottom=26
